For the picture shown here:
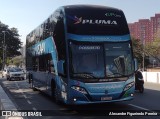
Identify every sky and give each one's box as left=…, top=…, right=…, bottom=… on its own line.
left=0, top=0, right=160, bottom=45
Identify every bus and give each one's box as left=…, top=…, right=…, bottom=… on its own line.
left=26, top=5, right=136, bottom=105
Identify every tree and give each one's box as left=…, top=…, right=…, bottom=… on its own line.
left=11, top=56, right=23, bottom=67
left=131, top=37, right=143, bottom=65
left=0, top=21, right=22, bottom=69
left=131, top=37, right=149, bottom=68
left=145, top=38, right=160, bottom=63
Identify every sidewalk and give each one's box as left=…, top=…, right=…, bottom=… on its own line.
left=144, top=82, right=160, bottom=91
left=0, top=77, right=23, bottom=119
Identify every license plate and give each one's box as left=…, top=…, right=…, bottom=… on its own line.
left=101, top=96, right=112, bottom=101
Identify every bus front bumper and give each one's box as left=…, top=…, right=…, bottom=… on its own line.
left=66, top=87, right=134, bottom=105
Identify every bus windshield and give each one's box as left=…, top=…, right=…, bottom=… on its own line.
left=70, top=41, right=134, bottom=80
left=70, top=41, right=105, bottom=79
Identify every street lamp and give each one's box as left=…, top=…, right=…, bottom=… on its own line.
left=2, top=31, right=9, bottom=69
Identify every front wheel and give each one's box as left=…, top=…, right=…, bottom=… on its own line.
left=51, top=81, right=57, bottom=99
left=51, top=81, right=61, bottom=104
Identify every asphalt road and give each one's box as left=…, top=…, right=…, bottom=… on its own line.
left=0, top=78, right=160, bottom=119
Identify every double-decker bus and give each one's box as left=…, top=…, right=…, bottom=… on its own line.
left=26, top=5, right=136, bottom=105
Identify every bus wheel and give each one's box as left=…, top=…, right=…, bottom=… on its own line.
left=51, top=81, right=59, bottom=103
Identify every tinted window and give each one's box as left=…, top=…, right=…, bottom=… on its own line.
left=69, top=41, right=105, bottom=78
left=105, top=42, right=134, bottom=77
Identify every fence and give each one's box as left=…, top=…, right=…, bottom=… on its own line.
left=142, top=72, right=160, bottom=84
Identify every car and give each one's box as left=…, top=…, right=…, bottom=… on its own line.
left=6, top=68, right=25, bottom=81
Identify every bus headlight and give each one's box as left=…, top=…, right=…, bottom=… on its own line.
left=71, top=86, right=87, bottom=94
left=123, top=82, right=134, bottom=91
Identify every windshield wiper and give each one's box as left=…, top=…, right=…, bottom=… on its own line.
left=73, top=72, right=96, bottom=78
left=107, top=72, right=127, bottom=77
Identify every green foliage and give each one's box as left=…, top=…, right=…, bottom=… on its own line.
left=11, top=56, right=23, bottom=67
left=131, top=37, right=150, bottom=68
left=145, top=38, right=160, bottom=62
left=131, top=37, right=143, bottom=65
left=0, top=21, right=22, bottom=69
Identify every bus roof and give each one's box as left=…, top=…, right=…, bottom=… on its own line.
left=62, top=4, right=122, bottom=12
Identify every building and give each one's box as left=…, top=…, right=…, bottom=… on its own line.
left=150, top=14, right=160, bottom=41
left=128, top=13, right=160, bottom=44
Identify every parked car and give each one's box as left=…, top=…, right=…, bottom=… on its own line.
left=6, top=68, right=25, bottom=81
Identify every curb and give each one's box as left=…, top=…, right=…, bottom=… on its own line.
left=0, top=85, right=23, bottom=119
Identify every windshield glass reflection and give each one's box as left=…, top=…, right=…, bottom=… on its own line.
left=105, top=42, right=134, bottom=78
left=70, top=42, right=105, bottom=78
left=70, top=41, right=134, bottom=79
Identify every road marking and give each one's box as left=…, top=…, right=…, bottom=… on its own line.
left=129, top=104, right=160, bottom=114
left=128, top=104, right=150, bottom=111
left=33, top=107, right=37, bottom=111
left=27, top=100, right=32, bottom=104
left=23, top=95, right=27, bottom=99
left=15, top=82, right=20, bottom=89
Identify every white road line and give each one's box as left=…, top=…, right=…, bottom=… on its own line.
left=33, top=107, right=37, bottom=111
left=128, top=104, right=150, bottom=111
left=15, top=82, right=20, bottom=89
left=27, top=100, right=32, bottom=104
left=23, top=95, right=27, bottom=99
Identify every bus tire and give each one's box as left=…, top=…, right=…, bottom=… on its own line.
left=51, top=80, right=59, bottom=103
left=32, top=87, right=37, bottom=91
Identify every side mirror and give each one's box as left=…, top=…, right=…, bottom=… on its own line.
left=57, top=60, right=65, bottom=75
left=134, top=58, right=138, bottom=71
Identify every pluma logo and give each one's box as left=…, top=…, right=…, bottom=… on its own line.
left=74, top=16, right=82, bottom=24
left=73, top=16, right=117, bottom=25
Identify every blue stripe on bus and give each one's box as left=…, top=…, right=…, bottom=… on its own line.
left=31, top=36, right=55, bottom=55
left=67, top=33, right=130, bottom=42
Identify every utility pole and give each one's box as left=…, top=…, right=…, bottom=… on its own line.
left=2, top=31, right=9, bottom=69
left=141, top=26, right=145, bottom=72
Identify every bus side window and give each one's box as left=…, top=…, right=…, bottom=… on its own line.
left=39, top=55, right=45, bottom=71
